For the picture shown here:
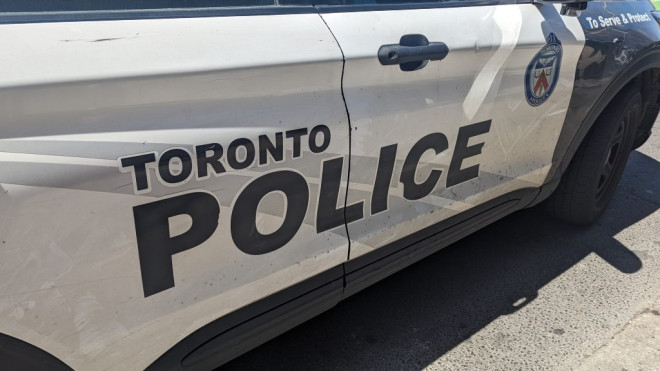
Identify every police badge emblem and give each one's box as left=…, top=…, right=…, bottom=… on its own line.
left=525, top=33, right=562, bottom=107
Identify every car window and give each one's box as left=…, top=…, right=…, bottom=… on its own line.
left=313, top=0, right=518, bottom=5
left=315, top=0, right=457, bottom=4
left=0, top=0, right=311, bottom=12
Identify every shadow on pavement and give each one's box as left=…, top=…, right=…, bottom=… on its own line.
left=221, top=150, right=659, bottom=371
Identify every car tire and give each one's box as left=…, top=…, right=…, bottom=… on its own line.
left=545, top=85, right=642, bottom=225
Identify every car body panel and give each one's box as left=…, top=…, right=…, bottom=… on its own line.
left=0, top=12, right=349, bottom=370
left=320, top=4, right=585, bottom=258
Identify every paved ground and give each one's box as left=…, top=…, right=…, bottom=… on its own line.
left=223, top=126, right=660, bottom=371
left=576, top=298, right=659, bottom=371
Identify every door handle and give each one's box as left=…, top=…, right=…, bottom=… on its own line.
left=378, top=34, right=449, bottom=71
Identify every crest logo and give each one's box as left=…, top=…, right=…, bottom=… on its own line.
left=525, top=33, right=562, bottom=107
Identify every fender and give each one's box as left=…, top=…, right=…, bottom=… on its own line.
left=530, top=1, right=660, bottom=207
left=532, top=47, right=660, bottom=205
left=553, top=46, right=660, bottom=179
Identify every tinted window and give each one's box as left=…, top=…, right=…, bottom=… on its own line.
left=0, top=0, right=310, bottom=12
left=316, top=0, right=448, bottom=4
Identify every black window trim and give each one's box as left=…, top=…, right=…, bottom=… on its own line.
left=0, top=0, right=532, bottom=24
left=0, top=5, right=316, bottom=25
left=314, top=0, right=525, bottom=13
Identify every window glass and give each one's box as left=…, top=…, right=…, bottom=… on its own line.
left=315, top=0, right=451, bottom=4
left=0, top=0, right=310, bottom=13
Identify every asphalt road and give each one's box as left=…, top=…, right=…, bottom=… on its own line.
left=223, top=126, right=660, bottom=370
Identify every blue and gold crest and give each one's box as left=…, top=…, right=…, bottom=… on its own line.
left=525, top=33, right=562, bottom=107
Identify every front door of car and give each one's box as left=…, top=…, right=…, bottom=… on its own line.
left=318, top=1, right=586, bottom=261
left=0, top=2, right=350, bottom=369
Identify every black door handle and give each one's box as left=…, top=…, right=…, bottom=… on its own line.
left=378, top=34, right=449, bottom=71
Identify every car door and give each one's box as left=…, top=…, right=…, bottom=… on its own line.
left=0, top=1, right=350, bottom=369
left=318, top=1, right=586, bottom=260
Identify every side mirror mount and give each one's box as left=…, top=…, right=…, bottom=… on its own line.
left=533, top=0, right=591, bottom=17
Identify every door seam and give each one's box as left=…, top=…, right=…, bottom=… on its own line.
left=316, top=12, right=354, bottom=279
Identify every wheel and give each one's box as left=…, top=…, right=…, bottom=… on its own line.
left=546, top=85, right=642, bottom=225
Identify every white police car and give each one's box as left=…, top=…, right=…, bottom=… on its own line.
left=0, top=0, right=658, bottom=369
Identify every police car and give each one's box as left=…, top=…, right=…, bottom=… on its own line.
left=0, top=0, right=658, bottom=369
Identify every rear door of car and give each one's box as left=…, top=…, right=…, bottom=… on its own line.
left=0, top=1, right=350, bottom=369
left=318, top=1, right=586, bottom=266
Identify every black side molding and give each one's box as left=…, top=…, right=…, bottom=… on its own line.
left=0, top=333, right=72, bottom=371
left=148, top=266, right=343, bottom=370
left=344, top=188, right=538, bottom=297
left=150, top=187, right=539, bottom=369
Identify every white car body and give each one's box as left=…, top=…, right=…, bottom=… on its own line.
left=0, top=1, right=658, bottom=369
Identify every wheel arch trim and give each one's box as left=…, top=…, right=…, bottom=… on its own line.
left=549, top=46, right=660, bottom=186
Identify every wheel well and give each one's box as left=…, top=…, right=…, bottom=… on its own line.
left=567, top=68, right=656, bottom=166
left=565, top=68, right=658, bottom=171
left=629, top=67, right=660, bottom=148
left=529, top=65, right=660, bottom=208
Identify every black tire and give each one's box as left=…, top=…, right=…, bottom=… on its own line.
left=545, top=85, right=642, bottom=225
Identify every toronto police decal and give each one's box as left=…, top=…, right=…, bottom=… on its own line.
left=118, top=121, right=492, bottom=297
left=525, top=33, right=563, bottom=107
